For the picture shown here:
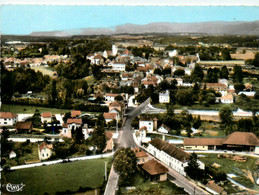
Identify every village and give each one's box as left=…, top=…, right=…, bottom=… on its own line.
left=1, top=34, right=259, bottom=194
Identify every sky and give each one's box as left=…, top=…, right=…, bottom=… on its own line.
left=1, top=5, right=259, bottom=35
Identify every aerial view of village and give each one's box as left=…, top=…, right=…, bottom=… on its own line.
left=1, top=2, right=259, bottom=195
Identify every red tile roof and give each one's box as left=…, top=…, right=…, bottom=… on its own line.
left=42, top=112, right=52, bottom=118
left=66, top=118, right=82, bottom=125
left=15, top=121, right=33, bottom=130
left=150, top=138, right=190, bottom=162
left=39, top=142, right=53, bottom=152
left=103, top=113, right=117, bottom=120
left=142, top=159, right=168, bottom=175
left=0, top=112, right=17, bottom=119
left=223, top=132, right=259, bottom=146
left=184, top=138, right=225, bottom=146
left=71, top=110, right=81, bottom=118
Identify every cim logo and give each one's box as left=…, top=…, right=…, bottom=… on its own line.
left=6, top=183, right=25, bottom=192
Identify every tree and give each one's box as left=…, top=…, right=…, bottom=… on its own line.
left=233, top=65, right=244, bottom=83
left=185, top=153, right=203, bottom=180
left=234, top=83, right=245, bottom=93
left=219, top=105, right=233, bottom=127
left=92, top=114, right=106, bottom=152
left=220, top=66, right=229, bottom=79
left=175, top=88, right=194, bottom=105
left=193, top=115, right=201, bottom=129
left=251, top=52, right=259, bottom=67
left=113, top=147, right=137, bottom=184
left=174, top=69, right=185, bottom=76
left=115, top=95, right=123, bottom=101
left=74, top=127, right=84, bottom=143
left=167, top=105, right=174, bottom=116
left=190, top=64, right=204, bottom=83
left=153, top=68, right=162, bottom=75
left=32, top=109, right=42, bottom=128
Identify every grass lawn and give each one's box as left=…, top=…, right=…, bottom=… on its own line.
left=119, top=172, right=187, bottom=195
left=199, top=154, right=259, bottom=190
left=2, top=158, right=111, bottom=194
left=85, top=75, right=95, bottom=85
left=1, top=104, right=71, bottom=114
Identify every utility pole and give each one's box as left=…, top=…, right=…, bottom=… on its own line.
left=116, top=118, right=118, bottom=134
left=105, top=161, right=107, bottom=181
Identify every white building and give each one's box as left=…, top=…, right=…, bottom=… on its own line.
left=0, top=112, right=18, bottom=127
left=104, top=93, right=120, bottom=103
left=39, top=142, right=53, bottom=160
left=112, top=45, right=118, bottom=56
left=238, top=91, right=256, bottom=97
left=157, top=124, right=171, bottom=134
left=147, top=138, right=205, bottom=176
left=112, top=62, right=126, bottom=71
left=9, top=151, right=17, bottom=159
left=167, top=50, right=178, bottom=57
left=159, top=90, right=170, bottom=103
left=139, top=116, right=157, bottom=133
left=220, top=94, right=234, bottom=104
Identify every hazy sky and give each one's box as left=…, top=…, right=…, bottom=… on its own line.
left=1, top=5, right=259, bottom=35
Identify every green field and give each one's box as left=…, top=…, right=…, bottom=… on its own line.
left=1, top=104, right=71, bottom=114
left=2, top=158, right=111, bottom=194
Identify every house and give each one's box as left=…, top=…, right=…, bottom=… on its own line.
left=71, top=110, right=81, bottom=118
left=157, top=124, right=171, bottom=134
left=139, top=115, right=158, bottom=133
left=184, top=132, right=259, bottom=152
left=61, top=123, right=71, bottom=138
left=9, top=151, right=17, bottom=159
left=103, top=131, right=114, bottom=152
left=141, top=159, right=168, bottom=181
left=39, top=142, right=53, bottom=160
left=147, top=138, right=205, bottom=176
left=141, top=76, right=159, bottom=88
left=205, top=181, right=227, bottom=195
left=67, top=118, right=82, bottom=129
left=109, top=101, right=124, bottom=113
left=103, top=113, right=117, bottom=123
left=104, top=93, right=120, bottom=103
left=15, top=121, right=33, bottom=133
left=201, top=83, right=228, bottom=96
left=159, top=90, right=170, bottom=103
left=219, top=94, right=234, bottom=104
left=41, top=112, right=52, bottom=123
left=91, top=54, right=105, bottom=65
left=112, top=62, right=125, bottom=71
left=0, top=112, right=18, bottom=126
left=132, top=147, right=149, bottom=164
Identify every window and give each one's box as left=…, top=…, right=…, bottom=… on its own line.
left=4, top=122, right=7, bottom=125
left=42, top=154, right=44, bottom=157
left=47, top=153, right=48, bottom=157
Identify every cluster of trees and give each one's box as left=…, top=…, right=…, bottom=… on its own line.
left=127, top=46, right=155, bottom=59
left=1, top=64, right=50, bottom=103
left=219, top=105, right=259, bottom=136
left=55, top=57, right=91, bottom=79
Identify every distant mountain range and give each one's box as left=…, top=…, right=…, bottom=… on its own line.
left=30, top=21, right=259, bottom=36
